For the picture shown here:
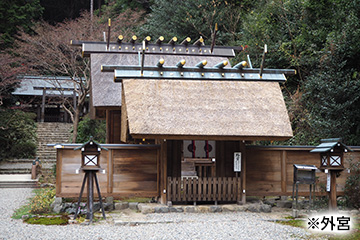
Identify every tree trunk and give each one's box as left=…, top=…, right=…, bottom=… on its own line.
left=90, top=0, right=94, bottom=35
left=72, top=107, right=81, bottom=143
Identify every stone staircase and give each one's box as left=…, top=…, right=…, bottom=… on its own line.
left=0, top=122, right=72, bottom=175
left=0, top=122, right=72, bottom=187
left=36, top=122, right=73, bottom=168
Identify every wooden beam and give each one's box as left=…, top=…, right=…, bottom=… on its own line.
left=245, top=191, right=346, bottom=197
left=80, top=41, right=240, bottom=57
left=113, top=67, right=290, bottom=83
left=34, top=86, right=77, bottom=91
left=129, top=134, right=292, bottom=142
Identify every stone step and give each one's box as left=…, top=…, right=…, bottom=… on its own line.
left=0, top=174, right=38, bottom=188
left=37, top=150, right=57, bottom=153
left=4, top=159, right=35, bottom=163
left=0, top=161, right=55, bottom=172
left=0, top=169, right=31, bottom=174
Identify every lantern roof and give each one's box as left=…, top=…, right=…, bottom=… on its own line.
left=310, top=138, right=353, bottom=153
left=74, top=137, right=108, bottom=151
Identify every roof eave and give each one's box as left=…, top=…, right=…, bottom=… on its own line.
left=129, top=133, right=293, bottom=141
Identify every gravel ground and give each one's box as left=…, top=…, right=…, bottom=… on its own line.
left=0, top=188, right=316, bottom=240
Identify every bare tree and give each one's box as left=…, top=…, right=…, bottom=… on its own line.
left=0, top=51, right=27, bottom=106
left=13, top=10, right=144, bottom=142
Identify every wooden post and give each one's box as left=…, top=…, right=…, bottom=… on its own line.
left=107, top=150, right=113, bottom=194
left=240, top=141, right=246, bottom=204
left=106, top=110, right=110, bottom=143
left=281, top=150, right=287, bottom=195
left=159, top=139, right=168, bottom=204
left=329, top=171, right=337, bottom=210
left=37, top=105, right=41, bottom=122
left=41, top=89, right=46, bottom=122
left=55, top=149, right=62, bottom=195
left=87, top=171, right=93, bottom=221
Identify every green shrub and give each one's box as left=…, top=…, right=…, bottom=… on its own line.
left=344, top=159, right=360, bottom=209
left=75, top=115, right=106, bottom=143
left=29, top=188, right=56, bottom=214
left=12, top=204, right=32, bottom=219
left=9, top=140, right=37, bottom=158
left=0, top=109, right=37, bottom=159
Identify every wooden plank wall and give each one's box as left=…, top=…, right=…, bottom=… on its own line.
left=112, top=148, right=158, bottom=198
left=56, top=143, right=359, bottom=199
left=56, top=146, right=158, bottom=198
left=106, top=110, right=121, bottom=143
left=56, top=149, right=108, bottom=197
left=246, top=146, right=360, bottom=196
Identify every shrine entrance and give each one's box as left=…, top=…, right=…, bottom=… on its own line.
left=166, top=140, right=245, bottom=205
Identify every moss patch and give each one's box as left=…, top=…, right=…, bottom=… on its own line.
left=24, top=215, right=69, bottom=225
left=276, top=219, right=306, bottom=228
left=117, top=197, right=152, bottom=203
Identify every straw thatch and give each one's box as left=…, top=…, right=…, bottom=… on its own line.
left=123, top=79, right=292, bottom=141
left=91, top=53, right=292, bottom=140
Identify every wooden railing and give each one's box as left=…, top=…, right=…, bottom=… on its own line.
left=167, top=177, right=240, bottom=203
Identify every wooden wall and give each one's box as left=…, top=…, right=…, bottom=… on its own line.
left=106, top=110, right=121, bottom=143
left=111, top=148, right=158, bottom=197
left=246, top=146, right=360, bottom=196
left=56, top=142, right=360, bottom=199
left=56, top=149, right=108, bottom=197
left=56, top=145, right=159, bottom=198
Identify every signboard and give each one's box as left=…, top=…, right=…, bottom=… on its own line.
left=234, top=152, right=241, bottom=172
left=326, top=173, right=331, bottom=192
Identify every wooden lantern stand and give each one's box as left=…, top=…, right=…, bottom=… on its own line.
left=311, top=138, right=352, bottom=211
left=73, top=137, right=108, bottom=224
left=73, top=168, right=106, bottom=224
left=328, top=170, right=338, bottom=210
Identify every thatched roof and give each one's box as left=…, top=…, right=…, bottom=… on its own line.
left=91, top=53, right=293, bottom=140
left=123, top=79, right=293, bottom=141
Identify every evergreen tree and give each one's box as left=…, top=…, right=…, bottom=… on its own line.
left=0, top=0, right=43, bottom=49
left=138, top=0, right=251, bottom=45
